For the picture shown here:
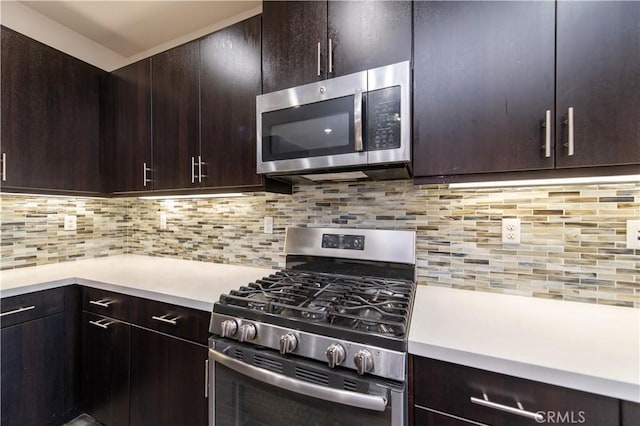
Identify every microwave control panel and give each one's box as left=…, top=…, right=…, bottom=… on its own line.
left=367, top=86, right=401, bottom=151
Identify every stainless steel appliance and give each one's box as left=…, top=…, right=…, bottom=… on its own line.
left=208, top=227, right=416, bottom=426
left=256, top=61, right=411, bottom=183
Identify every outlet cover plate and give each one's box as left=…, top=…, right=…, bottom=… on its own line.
left=64, top=215, right=77, bottom=231
left=627, top=220, right=640, bottom=249
left=502, top=218, right=521, bottom=244
left=264, top=216, right=273, bottom=234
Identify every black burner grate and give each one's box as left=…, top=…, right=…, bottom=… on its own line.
left=218, top=270, right=414, bottom=338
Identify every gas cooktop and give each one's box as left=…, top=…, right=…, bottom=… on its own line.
left=215, top=269, right=414, bottom=345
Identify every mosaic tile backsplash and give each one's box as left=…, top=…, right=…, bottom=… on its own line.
left=2, top=180, right=639, bottom=307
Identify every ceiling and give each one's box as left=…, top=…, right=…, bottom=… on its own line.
left=18, top=1, right=261, bottom=58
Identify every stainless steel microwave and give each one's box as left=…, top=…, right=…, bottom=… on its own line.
left=256, top=61, right=411, bottom=182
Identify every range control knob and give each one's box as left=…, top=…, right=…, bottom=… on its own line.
left=279, top=333, right=298, bottom=355
left=325, top=343, right=346, bottom=368
left=220, top=320, right=238, bottom=338
left=238, top=323, right=257, bottom=342
left=354, top=349, right=374, bottom=375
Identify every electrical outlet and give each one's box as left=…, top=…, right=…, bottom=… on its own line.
left=502, top=218, right=521, bottom=244
left=627, top=220, right=640, bottom=249
left=64, top=215, right=77, bottom=231
left=264, top=216, right=273, bottom=234
left=159, top=213, right=167, bottom=230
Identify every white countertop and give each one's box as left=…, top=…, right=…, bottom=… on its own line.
left=409, top=285, right=640, bottom=403
left=0, top=255, right=275, bottom=311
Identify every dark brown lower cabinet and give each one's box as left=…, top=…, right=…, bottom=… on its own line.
left=81, top=312, right=131, bottom=426
left=412, top=356, right=620, bottom=426
left=622, top=400, right=640, bottom=426
left=129, top=327, right=208, bottom=426
left=0, top=313, right=65, bottom=426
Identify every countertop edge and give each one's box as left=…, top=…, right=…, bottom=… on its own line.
left=408, top=341, right=640, bottom=403
left=0, top=277, right=212, bottom=312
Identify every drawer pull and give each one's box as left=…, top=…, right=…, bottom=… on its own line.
left=152, top=314, right=179, bottom=325
left=89, top=319, right=114, bottom=329
left=470, top=393, right=544, bottom=422
left=0, top=305, right=36, bottom=317
left=89, top=299, right=114, bottom=308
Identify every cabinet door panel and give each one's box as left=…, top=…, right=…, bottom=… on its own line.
left=81, top=312, right=130, bottom=426
left=111, top=59, right=152, bottom=192
left=200, top=16, right=262, bottom=188
left=556, top=1, right=640, bottom=168
left=262, top=1, right=328, bottom=93
left=413, top=1, right=555, bottom=177
left=152, top=41, right=200, bottom=190
left=327, top=1, right=411, bottom=77
left=413, top=357, right=619, bottom=426
left=0, top=26, right=102, bottom=193
left=1, top=314, right=64, bottom=426
left=129, top=327, right=208, bottom=426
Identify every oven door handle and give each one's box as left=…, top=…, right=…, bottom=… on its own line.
left=209, top=349, right=387, bottom=412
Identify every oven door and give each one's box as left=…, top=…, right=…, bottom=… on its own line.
left=257, top=70, right=368, bottom=175
left=208, top=340, right=405, bottom=426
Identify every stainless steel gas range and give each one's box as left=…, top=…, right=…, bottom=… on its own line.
left=208, top=227, right=416, bottom=426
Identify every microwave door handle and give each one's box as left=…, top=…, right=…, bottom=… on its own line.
left=209, top=348, right=387, bottom=412
left=354, top=89, right=363, bottom=152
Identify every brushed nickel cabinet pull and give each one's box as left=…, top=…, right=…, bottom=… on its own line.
left=0, top=305, right=35, bottom=317
left=191, top=157, right=196, bottom=184
left=470, top=393, right=544, bottom=422
left=143, top=162, right=152, bottom=187
left=1, top=153, right=6, bottom=181
left=317, top=42, right=322, bottom=76
left=543, top=109, right=551, bottom=158
left=89, top=299, right=114, bottom=308
left=151, top=314, right=179, bottom=325
left=567, top=107, right=575, bottom=156
left=89, top=318, right=114, bottom=329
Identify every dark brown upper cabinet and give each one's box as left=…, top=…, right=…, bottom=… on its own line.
left=555, top=1, right=640, bottom=168
left=413, top=1, right=556, bottom=178
left=413, top=1, right=640, bottom=182
left=109, top=59, right=152, bottom=193
left=151, top=40, right=201, bottom=191
left=262, top=1, right=412, bottom=93
left=1, top=26, right=104, bottom=195
left=200, top=15, right=263, bottom=189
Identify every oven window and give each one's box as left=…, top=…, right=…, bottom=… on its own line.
left=214, top=363, right=392, bottom=426
left=261, top=95, right=355, bottom=161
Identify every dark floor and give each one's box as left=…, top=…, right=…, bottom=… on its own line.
left=64, top=413, right=102, bottom=426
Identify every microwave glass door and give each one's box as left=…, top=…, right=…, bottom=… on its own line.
left=261, top=95, right=355, bottom=162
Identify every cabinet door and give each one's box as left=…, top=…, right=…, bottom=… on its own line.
left=200, top=16, right=262, bottom=188
left=152, top=41, right=200, bottom=190
left=0, top=26, right=102, bottom=193
left=262, top=1, right=328, bottom=93
left=622, top=401, right=640, bottom=426
left=81, top=312, right=130, bottom=426
left=556, top=1, right=640, bottom=168
left=1, top=314, right=64, bottom=426
left=413, top=1, right=555, bottom=177
left=129, top=327, right=208, bottom=426
left=327, top=1, right=411, bottom=78
left=110, top=59, right=152, bottom=193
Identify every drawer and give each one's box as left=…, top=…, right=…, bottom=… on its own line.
left=622, top=400, right=640, bottom=426
left=414, top=406, right=478, bottom=426
left=413, top=356, right=619, bottom=426
left=131, top=298, right=210, bottom=345
left=1, top=287, right=64, bottom=328
left=82, top=287, right=134, bottom=322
